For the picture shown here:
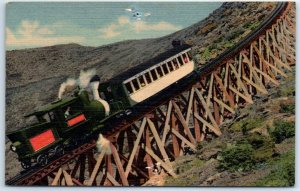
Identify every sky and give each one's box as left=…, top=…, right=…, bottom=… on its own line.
left=6, top=2, right=222, bottom=50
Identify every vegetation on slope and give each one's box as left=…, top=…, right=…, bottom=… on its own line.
left=164, top=69, right=295, bottom=186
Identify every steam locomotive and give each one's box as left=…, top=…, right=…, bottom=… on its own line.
left=7, top=43, right=197, bottom=169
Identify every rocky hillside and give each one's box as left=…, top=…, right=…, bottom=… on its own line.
left=6, top=2, right=278, bottom=180
left=160, top=69, right=295, bottom=186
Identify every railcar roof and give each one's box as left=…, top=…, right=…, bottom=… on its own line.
left=108, top=44, right=192, bottom=84
left=25, top=97, right=78, bottom=117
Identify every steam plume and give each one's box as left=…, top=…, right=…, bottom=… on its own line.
left=96, top=134, right=111, bottom=155
left=58, top=68, right=97, bottom=99
left=78, top=69, right=96, bottom=89
left=58, top=78, right=77, bottom=99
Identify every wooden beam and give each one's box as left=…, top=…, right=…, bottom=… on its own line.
left=171, top=112, right=180, bottom=157
left=63, top=170, right=74, bottom=186
left=194, top=112, right=222, bottom=136
left=51, top=168, right=62, bottom=186
left=72, top=178, right=83, bottom=186
left=185, top=88, right=195, bottom=123
left=213, top=97, right=235, bottom=114
left=147, top=118, right=171, bottom=164
left=261, top=38, right=292, bottom=71
left=104, top=155, right=113, bottom=186
left=172, top=101, right=196, bottom=144
left=254, top=66, right=279, bottom=85
left=170, top=126, right=196, bottom=151
left=162, top=101, right=172, bottom=145
left=229, top=85, right=253, bottom=104
left=85, top=151, right=105, bottom=186
left=241, top=53, right=269, bottom=93
left=141, top=144, right=177, bottom=178
left=194, top=88, right=221, bottom=136
left=125, top=117, right=146, bottom=177
left=119, top=153, right=149, bottom=179
left=253, top=44, right=288, bottom=78
left=107, top=172, right=121, bottom=186
left=111, top=143, right=129, bottom=186
left=213, top=73, right=235, bottom=108
left=242, top=76, right=268, bottom=94
left=229, top=63, right=253, bottom=100
left=193, top=99, right=202, bottom=142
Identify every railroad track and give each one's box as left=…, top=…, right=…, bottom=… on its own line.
left=6, top=1, right=294, bottom=186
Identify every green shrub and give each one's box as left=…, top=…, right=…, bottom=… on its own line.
left=255, top=150, right=295, bottom=186
left=276, top=86, right=295, bottom=97
left=218, top=141, right=255, bottom=172
left=246, top=133, right=265, bottom=149
left=280, top=103, right=295, bottom=114
left=243, top=21, right=261, bottom=30
left=230, top=117, right=264, bottom=134
left=246, top=133, right=275, bottom=163
left=270, top=120, right=295, bottom=144
left=249, top=22, right=261, bottom=30
left=223, top=40, right=235, bottom=48
left=225, top=27, right=244, bottom=41
left=201, top=48, right=210, bottom=60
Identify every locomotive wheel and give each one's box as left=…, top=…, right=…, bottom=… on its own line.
left=21, top=159, right=31, bottom=170
left=55, top=145, right=65, bottom=157
left=37, top=154, right=48, bottom=167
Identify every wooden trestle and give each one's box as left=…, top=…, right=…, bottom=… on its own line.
left=39, top=3, right=296, bottom=186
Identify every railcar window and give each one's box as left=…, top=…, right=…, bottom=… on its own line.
left=132, top=79, right=140, bottom=91
left=125, top=82, right=134, bottom=94
left=156, top=67, right=163, bottom=77
left=63, top=106, right=72, bottom=119
left=151, top=69, right=158, bottom=81
left=145, top=72, right=152, bottom=84
left=187, top=51, right=192, bottom=60
left=178, top=56, right=184, bottom=66
left=183, top=53, right=189, bottom=63
left=162, top=63, right=169, bottom=74
left=138, top=76, right=146, bottom=87
left=173, top=59, right=179, bottom=69
left=49, top=112, right=56, bottom=121
left=167, top=61, right=174, bottom=71
left=41, top=113, right=51, bottom=122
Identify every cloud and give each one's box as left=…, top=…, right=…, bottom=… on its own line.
left=6, top=20, right=85, bottom=49
left=134, top=21, right=181, bottom=33
left=98, top=24, right=121, bottom=38
left=98, top=16, right=181, bottom=39
left=118, top=16, right=130, bottom=25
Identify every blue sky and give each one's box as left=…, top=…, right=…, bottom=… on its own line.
left=6, top=2, right=222, bottom=50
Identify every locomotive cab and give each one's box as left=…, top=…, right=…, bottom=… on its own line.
left=98, top=82, right=127, bottom=114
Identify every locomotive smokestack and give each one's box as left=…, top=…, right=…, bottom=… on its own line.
left=89, top=75, right=101, bottom=100
left=89, top=75, right=110, bottom=116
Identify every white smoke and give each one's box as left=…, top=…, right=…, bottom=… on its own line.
left=96, top=134, right=111, bottom=155
left=58, top=68, right=97, bottom=99
left=78, top=69, right=96, bottom=89
left=58, top=78, right=77, bottom=99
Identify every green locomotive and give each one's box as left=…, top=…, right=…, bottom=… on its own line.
left=7, top=43, right=197, bottom=169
